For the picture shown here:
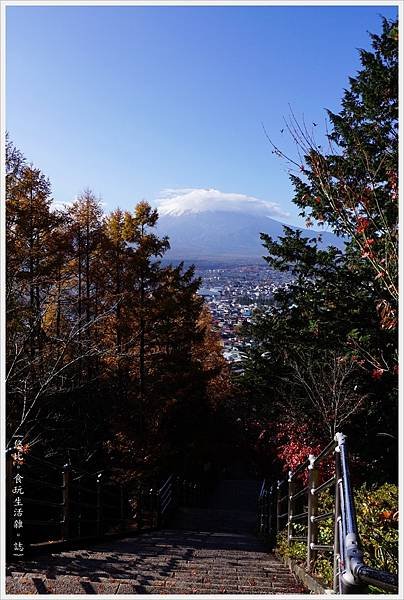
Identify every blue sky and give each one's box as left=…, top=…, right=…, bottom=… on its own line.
left=6, top=4, right=398, bottom=227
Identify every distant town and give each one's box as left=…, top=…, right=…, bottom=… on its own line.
left=195, top=263, right=292, bottom=366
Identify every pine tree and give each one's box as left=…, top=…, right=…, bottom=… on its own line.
left=240, top=19, right=398, bottom=482
left=270, top=18, right=398, bottom=321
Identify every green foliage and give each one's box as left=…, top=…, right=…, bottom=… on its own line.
left=277, top=531, right=305, bottom=562
left=237, top=18, right=398, bottom=483
left=291, top=17, right=398, bottom=308
left=356, top=483, right=398, bottom=574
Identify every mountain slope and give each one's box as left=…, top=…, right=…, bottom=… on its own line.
left=156, top=210, right=343, bottom=261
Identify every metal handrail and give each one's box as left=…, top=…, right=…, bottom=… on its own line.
left=290, top=458, right=310, bottom=479
left=257, top=432, right=398, bottom=594
left=312, top=437, right=337, bottom=466
left=335, top=433, right=398, bottom=594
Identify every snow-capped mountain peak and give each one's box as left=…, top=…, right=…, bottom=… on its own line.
left=156, top=187, right=291, bottom=219
left=153, top=187, right=343, bottom=262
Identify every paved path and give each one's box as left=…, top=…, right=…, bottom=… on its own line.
left=6, top=480, right=306, bottom=595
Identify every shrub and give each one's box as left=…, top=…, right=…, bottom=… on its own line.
left=355, top=483, right=398, bottom=575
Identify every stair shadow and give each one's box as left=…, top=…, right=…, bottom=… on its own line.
left=6, top=478, right=307, bottom=594
left=7, top=530, right=273, bottom=586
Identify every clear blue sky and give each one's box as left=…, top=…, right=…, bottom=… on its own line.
left=6, top=4, right=398, bottom=227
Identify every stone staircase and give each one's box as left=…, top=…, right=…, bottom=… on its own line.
left=6, top=480, right=306, bottom=595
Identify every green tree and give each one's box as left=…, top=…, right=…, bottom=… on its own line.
left=268, top=17, right=398, bottom=321
left=240, top=19, right=398, bottom=482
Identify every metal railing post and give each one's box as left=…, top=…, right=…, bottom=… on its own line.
left=96, top=473, right=103, bottom=536
left=149, top=487, right=156, bottom=528
left=276, top=480, right=282, bottom=535
left=77, top=478, right=82, bottom=538
left=335, top=433, right=367, bottom=594
left=262, top=489, right=267, bottom=536
left=61, top=463, right=71, bottom=541
left=333, top=444, right=342, bottom=593
left=156, top=490, right=162, bottom=528
left=120, top=484, right=125, bottom=533
left=136, top=486, right=142, bottom=530
left=287, top=471, right=295, bottom=547
left=307, top=454, right=319, bottom=569
left=268, top=485, right=275, bottom=544
left=266, top=487, right=271, bottom=538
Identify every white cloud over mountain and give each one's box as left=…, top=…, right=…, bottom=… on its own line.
left=155, top=187, right=290, bottom=220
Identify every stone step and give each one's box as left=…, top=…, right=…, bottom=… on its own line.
left=168, top=571, right=294, bottom=581
left=6, top=486, right=307, bottom=596
left=5, top=575, right=122, bottom=595
left=139, top=584, right=274, bottom=594
left=8, top=577, right=301, bottom=596
left=139, top=582, right=299, bottom=594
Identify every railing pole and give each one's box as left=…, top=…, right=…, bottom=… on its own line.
left=96, top=473, right=103, bottom=537
left=61, top=463, right=71, bottom=541
left=276, top=480, right=282, bottom=535
left=156, top=490, right=161, bottom=528
left=307, top=454, right=319, bottom=569
left=136, top=486, right=142, bottom=530
left=149, top=488, right=156, bottom=528
left=266, top=487, right=271, bottom=539
left=120, top=484, right=125, bottom=533
left=197, top=482, right=201, bottom=506
left=287, top=471, right=295, bottom=547
left=77, top=478, right=82, bottom=538
left=335, top=433, right=367, bottom=594
left=268, top=485, right=275, bottom=545
left=262, top=490, right=267, bottom=536
left=333, top=444, right=342, bottom=593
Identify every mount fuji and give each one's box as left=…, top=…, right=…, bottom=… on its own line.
left=154, top=188, right=343, bottom=262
